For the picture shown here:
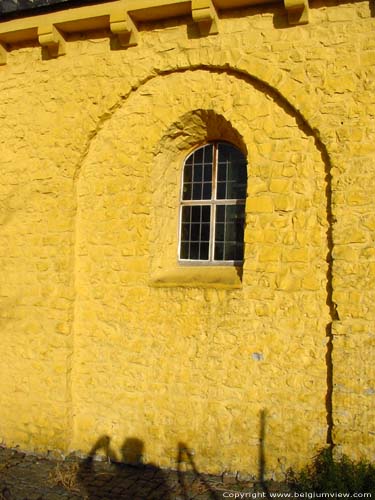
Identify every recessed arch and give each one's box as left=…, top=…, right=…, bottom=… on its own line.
left=72, top=67, right=335, bottom=473
left=154, top=108, right=248, bottom=158
left=73, top=63, right=332, bottom=184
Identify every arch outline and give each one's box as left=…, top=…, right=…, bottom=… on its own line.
left=70, top=62, right=337, bottom=452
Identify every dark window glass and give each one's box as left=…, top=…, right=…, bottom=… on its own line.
left=194, top=164, right=203, bottom=182
left=199, top=242, right=209, bottom=260
left=214, top=205, right=245, bottom=261
left=202, top=183, right=211, bottom=199
left=192, top=183, right=202, bottom=200
left=184, top=160, right=193, bottom=182
left=201, top=223, right=210, bottom=241
left=182, top=144, right=213, bottom=200
left=204, top=165, right=212, bottom=182
left=194, top=147, right=203, bottom=164
left=183, top=183, right=192, bottom=199
left=180, top=205, right=211, bottom=260
left=216, top=143, right=247, bottom=200
left=180, top=241, right=190, bottom=260
left=215, top=222, right=225, bottom=242
left=181, top=206, right=191, bottom=223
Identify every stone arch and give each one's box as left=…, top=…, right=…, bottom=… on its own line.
left=73, top=61, right=332, bottom=184
left=154, top=108, right=248, bottom=157
left=72, top=68, right=333, bottom=476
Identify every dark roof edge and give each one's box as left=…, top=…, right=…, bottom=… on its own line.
left=0, top=0, right=113, bottom=20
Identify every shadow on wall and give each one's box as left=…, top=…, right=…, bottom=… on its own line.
left=77, top=411, right=272, bottom=499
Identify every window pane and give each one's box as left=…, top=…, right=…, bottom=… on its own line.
left=182, top=145, right=213, bottom=201
left=202, top=182, right=212, bottom=200
left=202, top=205, right=210, bottom=221
left=181, top=206, right=191, bottom=223
left=215, top=223, right=225, bottom=242
left=184, top=161, right=192, bottom=183
left=203, top=144, right=213, bottom=164
left=229, top=244, right=244, bottom=263
left=216, top=205, right=225, bottom=223
left=180, top=242, right=189, bottom=260
left=199, top=242, right=209, bottom=260
left=201, top=223, right=210, bottom=241
left=191, top=205, right=201, bottom=222
left=180, top=205, right=211, bottom=260
left=203, top=164, right=212, bottom=182
left=194, top=147, right=203, bottom=164
left=225, top=218, right=238, bottom=241
left=183, top=183, right=192, bottom=200
left=224, top=242, right=243, bottom=261
left=181, top=223, right=190, bottom=240
left=192, top=183, right=202, bottom=200
left=217, top=181, right=226, bottom=199
left=226, top=177, right=247, bottom=199
left=194, top=163, right=203, bottom=182
left=190, top=242, right=199, bottom=260
left=191, top=223, right=200, bottom=241
left=215, top=242, right=224, bottom=260
left=216, top=143, right=247, bottom=200
left=214, top=204, right=245, bottom=261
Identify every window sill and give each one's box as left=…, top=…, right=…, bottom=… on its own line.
left=149, top=265, right=242, bottom=289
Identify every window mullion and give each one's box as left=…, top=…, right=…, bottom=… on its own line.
left=178, top=205, right=182, bottom=260
left=181, top=200, right=209, bottom=206
left=188, top=202, right=192, bottom=260
left=209, top=143, right=218, bottom=262
left=181, top=199, right=245, bottom=206
left=210, top=205, right=216, bottom=262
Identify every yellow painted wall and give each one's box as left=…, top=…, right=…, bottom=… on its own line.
left=0, top=0, right=374, bottom=477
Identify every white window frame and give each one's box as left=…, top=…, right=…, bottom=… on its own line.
left=178, top=141, right=247, bottom=266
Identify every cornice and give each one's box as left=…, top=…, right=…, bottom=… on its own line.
left=0, top=0, right=310, bottom=65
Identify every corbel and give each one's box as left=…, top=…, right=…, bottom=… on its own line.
left=110, top=11, right=138, bottom=47
left=38, top=25, right=66, bottom=58
left=284, top=0, right=309, bottom=25
left=0, top=42, right=8, bottom=66
left=192, top=0, right=219, bottom=36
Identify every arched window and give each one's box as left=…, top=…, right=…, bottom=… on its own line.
left=179, top=142, right=247, bottom=263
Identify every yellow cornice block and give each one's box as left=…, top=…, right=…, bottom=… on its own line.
left=37, top=25, right=66, bottom=57
left=192, top=0, right=219, bottom=35
left=284, top=0, right=309, bottom=25
left=110, top=10, right=138, bottom=47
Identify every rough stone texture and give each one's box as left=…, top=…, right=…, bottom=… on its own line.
left=0, top=0, right=374, bottom=479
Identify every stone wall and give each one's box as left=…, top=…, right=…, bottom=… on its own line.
left=0, top=0, right=374, bottom=477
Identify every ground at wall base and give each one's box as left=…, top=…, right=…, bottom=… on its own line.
left=0, top=446, right=293, bottom=499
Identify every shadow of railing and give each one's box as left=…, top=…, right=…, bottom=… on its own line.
left=177, top=442, right=220, bottom=500
left=258, top=409, right=271, bottom=500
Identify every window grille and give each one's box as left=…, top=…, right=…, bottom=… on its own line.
left=179, top=142, right=247, bottom=264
